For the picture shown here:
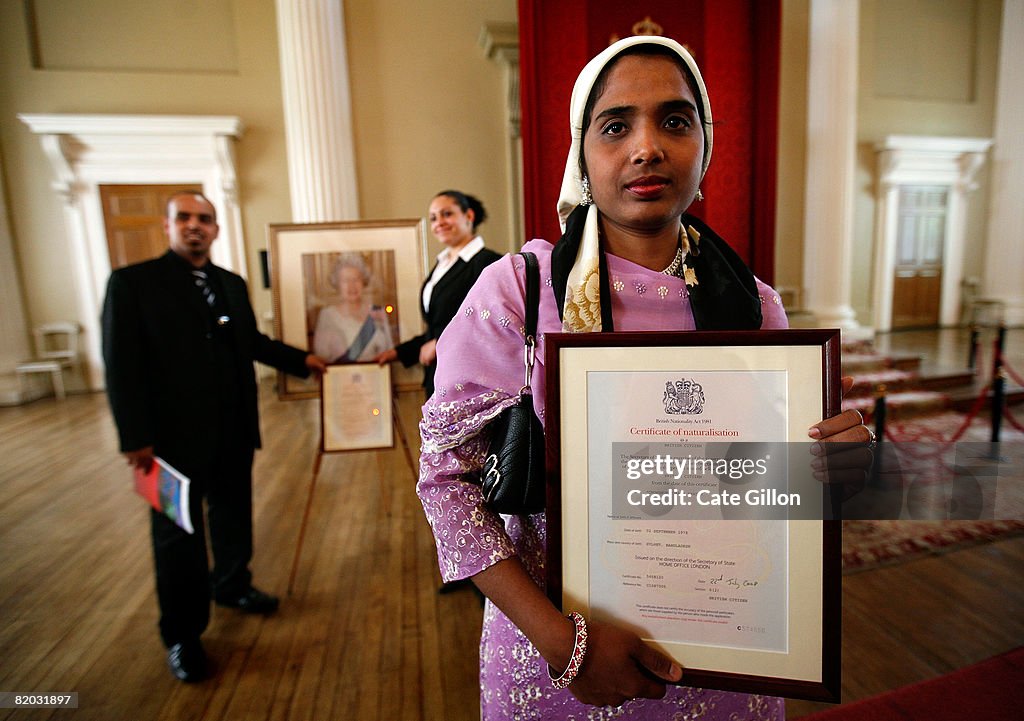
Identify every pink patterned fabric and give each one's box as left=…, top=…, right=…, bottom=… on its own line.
left=418, top=239, right=788, bottom=720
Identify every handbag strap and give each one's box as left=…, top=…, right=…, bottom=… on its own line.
left=521, top=251, right=539, bottom=339
left=519, top=252, right=539, bottom=391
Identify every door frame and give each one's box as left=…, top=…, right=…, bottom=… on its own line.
left=19, top=114, right=245, bottom=390
left=872, top=135, right=991, bottom=332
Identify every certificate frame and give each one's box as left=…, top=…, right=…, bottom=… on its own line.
left=545, top=329, right=842, bottom=702
left=320, top=362, right=394, bottom=452
left=268, top=218, right=428, bottom=399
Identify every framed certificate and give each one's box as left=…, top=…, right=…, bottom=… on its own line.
left=545, top=329, right=842, bottom=702
left=321, top=363, right=394, bottom=452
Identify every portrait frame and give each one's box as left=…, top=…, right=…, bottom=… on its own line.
left=321, top=363, right=394, bottom=452
left=269, top=218, right=428, bottom=399
left=545, top=329, right=842, bottom=702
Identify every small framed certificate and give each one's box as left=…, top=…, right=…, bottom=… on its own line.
left=545, top=329, right=842, bottom=701
left=321, top=363, right=394, bottom=452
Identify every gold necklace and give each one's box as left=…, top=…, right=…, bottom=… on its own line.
left=661, top=245, right=684, bottom=277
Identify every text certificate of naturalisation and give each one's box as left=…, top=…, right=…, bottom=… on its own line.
left=585, top=369, right=789, bottom=653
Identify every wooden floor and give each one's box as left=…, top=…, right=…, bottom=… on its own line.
left=0, top=388, right=483, bottom=721
left=786, top=536, right=1024, bottom=718
left=1, top=328, right=1022, bottom=721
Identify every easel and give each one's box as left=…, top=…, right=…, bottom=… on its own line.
left=287, top=386, right=419, bottom=595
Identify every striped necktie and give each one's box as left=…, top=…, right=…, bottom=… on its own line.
left=191, top=270, right=216, bottom=308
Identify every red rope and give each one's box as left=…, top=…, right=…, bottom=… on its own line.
left=1002, top=359, right=1024, bottom=388
left=1003, top=405, right=1024, bottom=434
left=950, top=383, right=993, bottom=442
left=882, top=382, right=991, bottom=451
left=991, top=341, right=1024, bottom=431
left=991, top=337, right=1024, bottom=386
left=880, top=430, right=948, bottom=460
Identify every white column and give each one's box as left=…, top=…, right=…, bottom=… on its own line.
left=29, top=132, right=107, bottom=391
left=0, top=149, right=32, bottom=402
left=480, top=22, right=523, bottom=254
left=275, top=0, right=360, bottom=222
left=802, top=0, right=861, bottom=333
left=212, top=134, right=247, bottom=274
left=982, top=0, right=1024, bottom=325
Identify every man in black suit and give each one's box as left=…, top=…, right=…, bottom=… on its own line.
left=102, top=191, right=326, bottom=683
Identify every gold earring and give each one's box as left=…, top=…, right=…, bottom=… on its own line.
left=695, top=188, right=704, bottom=202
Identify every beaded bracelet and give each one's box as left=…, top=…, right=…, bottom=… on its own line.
left=548, top=611, right=589, bottom=689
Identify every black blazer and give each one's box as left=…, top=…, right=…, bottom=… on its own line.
left=102, top=252, right=310, bottom=477
left=396, top=247, right=502, bottom=395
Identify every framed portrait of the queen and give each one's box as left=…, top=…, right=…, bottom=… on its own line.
left=268, top=219, right=428, bottom=399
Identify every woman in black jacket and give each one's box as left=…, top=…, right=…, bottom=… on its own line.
left=376, top=190, right=501, bottom=397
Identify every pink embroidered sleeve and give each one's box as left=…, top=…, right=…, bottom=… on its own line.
left=416, top=252, right=543, bottom=582
left=756, top=278, right=789, bottom=329
left=417, top=431, right=517, bottom=582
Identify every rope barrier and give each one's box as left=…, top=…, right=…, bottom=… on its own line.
left=864, top=325, right=1020, bottom=451
left=1000, top=357, right=1024, bottom=388
left=986, top=325, right=1022, bottom=385
left=882, top=381, right=991, bottom=457
left=1003, top=404, right=1024, bottom=434
left=946, top=383, right=992, bottom=443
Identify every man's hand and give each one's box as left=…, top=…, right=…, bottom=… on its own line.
left=418, top=339, right=438, bottom=367
left=305, top=354, right=328, bottom=375
left=125, top=446, right=155, bottom=473
left=374, top=348, right=398, bottom=365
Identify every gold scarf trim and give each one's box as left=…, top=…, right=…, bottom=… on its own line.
left=561, top=211, right=701, bottom=333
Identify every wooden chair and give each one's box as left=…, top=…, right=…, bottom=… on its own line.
left=16, top=322, right=81, bottom=400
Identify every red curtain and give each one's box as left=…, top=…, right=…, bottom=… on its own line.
left=518, top=0, right=779, bottom=283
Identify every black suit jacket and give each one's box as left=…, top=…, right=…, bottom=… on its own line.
left=396, top=247, right=502, bottom=394
left=102, top=252, right=310, bottom=477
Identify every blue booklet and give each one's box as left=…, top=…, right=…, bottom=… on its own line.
left=133, top=457, right=194, bottom=534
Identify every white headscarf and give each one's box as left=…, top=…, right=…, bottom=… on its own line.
left=556, top=35, right=713, bottom=230
left=553, top=36, right=714, bottom=333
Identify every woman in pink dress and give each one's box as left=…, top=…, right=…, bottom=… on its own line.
left=417, top=35, right=869, bottom=720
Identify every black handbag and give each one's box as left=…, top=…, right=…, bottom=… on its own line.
left=481, top=251, right=546, bottom=514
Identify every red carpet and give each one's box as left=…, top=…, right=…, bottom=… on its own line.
left=800, top=646, right=1024, bottom=720
left=842, top=519, right=1024, bottom=573
left=885, top=409, right=1024, bottom=443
